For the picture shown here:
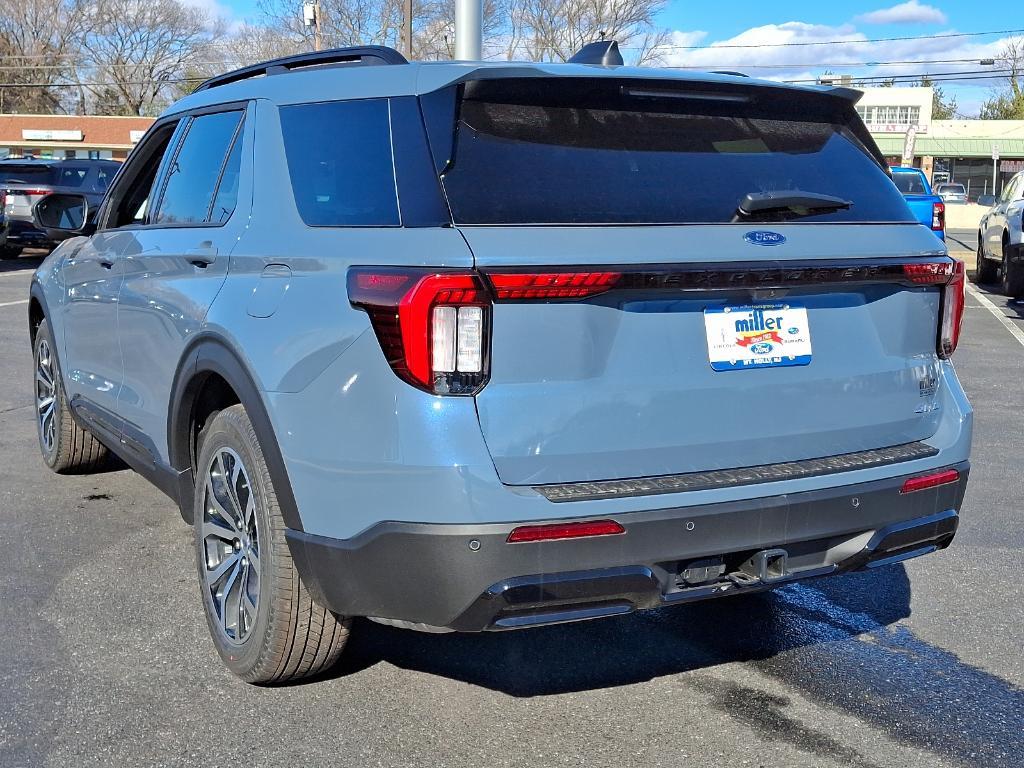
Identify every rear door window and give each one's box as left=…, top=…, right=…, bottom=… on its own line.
left=279, top=99, right=399, bottom=226
left=0, top=164, right=54, bottom=185
left=155, top=110, right=243, bottom=225
left=424, top=78, right=913, bottom=225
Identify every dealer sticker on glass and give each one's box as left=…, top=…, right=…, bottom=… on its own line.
left=704, top=303, right=813, bottom=371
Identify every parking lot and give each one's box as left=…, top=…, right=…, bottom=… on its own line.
left=0, top=247, right=1021, bottom=767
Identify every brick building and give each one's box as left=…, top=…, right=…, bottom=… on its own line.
left=0, top=114, right=155, bottom=161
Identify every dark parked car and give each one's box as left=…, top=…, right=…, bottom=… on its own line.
left=0, top=158, right=119, bottom=258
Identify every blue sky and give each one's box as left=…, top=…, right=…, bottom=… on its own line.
left=202, top=0, right=1017, bottom=115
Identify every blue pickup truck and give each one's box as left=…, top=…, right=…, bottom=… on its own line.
left=891, top=166, right=945, bottom=242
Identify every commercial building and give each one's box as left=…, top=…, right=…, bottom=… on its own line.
left=850, top=84, right=1024, bottom=199
left=0, top=114, right=155, bottom=161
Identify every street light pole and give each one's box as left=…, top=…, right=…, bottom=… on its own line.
left=454, top=0, right=482, bottom=60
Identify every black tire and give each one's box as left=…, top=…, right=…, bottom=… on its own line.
left=33, top=318, right=110, bottom=473
left=193, top=404, right=350, bottom=684
left=976, top=237, right=998, bottom=284
left=0, top=245, right=21, bottom=260
left=1002, top=244, right=1024, bottom=299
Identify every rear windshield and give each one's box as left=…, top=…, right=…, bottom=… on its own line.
left=0, top=164, right=55, bottom=185
left=425, top=78, right=913, bottom=225
left=892, top=172, right=928, bottom=195
left=938, top=184, right=965, bottom=193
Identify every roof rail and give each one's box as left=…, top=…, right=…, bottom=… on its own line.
left=568, top=40, right=624, bottom=66
left=711, top=70, right=748, bottom=78
left=195, top=45, right=409, bottom=92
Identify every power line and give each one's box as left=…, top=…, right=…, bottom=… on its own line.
left=651, top=27, right=1024, bottom=51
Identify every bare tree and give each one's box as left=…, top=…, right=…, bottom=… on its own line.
left=0, top=0, right=84, bottom=114
left=76, top=0, right=223, bottom=116
left=979, top=38, right=1024, bottom=119
left=255, top=0, right=667, bottom=63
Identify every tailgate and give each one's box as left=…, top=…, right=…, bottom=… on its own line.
left=466, top=225, right=950, bottom=486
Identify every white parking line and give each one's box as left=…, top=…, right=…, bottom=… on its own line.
left=0, top=299, right=28, bottom=308
left=967, top=284, right=1024, bottom=349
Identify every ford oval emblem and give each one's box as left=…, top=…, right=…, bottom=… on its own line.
left=744, top=231, right=786, bottom=246
left=750, top=342, right=774, bottom=355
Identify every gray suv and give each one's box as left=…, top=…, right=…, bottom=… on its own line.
left=28, top=44, right=972, bottom=684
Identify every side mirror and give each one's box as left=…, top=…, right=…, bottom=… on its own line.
left=32, top=193, right=94, bottom=241
left=977, top=195, right=997, bottom=207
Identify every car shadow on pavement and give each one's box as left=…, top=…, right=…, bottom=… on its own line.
left=332, top=566, right=1024, bottom=767
left=0, top=253, right=45, bottom=275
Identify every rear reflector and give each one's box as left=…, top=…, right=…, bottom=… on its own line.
left=899, top=469, right=960, bottom=494
left=506, top=519, right=625, bottom=543
left=488, top=271, right=621, bottom=300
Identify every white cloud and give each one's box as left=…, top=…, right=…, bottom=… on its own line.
left=651, top=23, right=1018, bottom=117
left=857, top=1, right=948, bottom=26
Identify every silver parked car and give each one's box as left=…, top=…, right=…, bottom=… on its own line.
left=28, top=43, right=972, bottom=684
left=935, top=183, right=968, bottom=205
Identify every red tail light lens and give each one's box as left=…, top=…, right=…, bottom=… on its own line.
left=348, top=268, right=489, bottom=395
left=506, top=519, right=625, bottom=543
left=903, top=261, right=954, bottom=284
left=938, top=259, right=965, bottom=358
left=900, top=468, right=960, bottom=494
left=487, top=271, right=621, bottom=300
left=931, top=201, right=945, bottom=231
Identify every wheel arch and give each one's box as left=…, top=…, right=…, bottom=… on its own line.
left=168, top=334, right=304, bottom=530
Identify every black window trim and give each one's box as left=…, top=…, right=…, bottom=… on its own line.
left=205, top=114, right=246, bottom=224
left=150, top=102, right=248, bottom=230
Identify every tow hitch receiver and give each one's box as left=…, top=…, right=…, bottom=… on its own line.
left=737, top=548, right=790, bottom=584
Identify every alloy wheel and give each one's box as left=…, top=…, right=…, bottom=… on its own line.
left=201, top=447, right=261, bottom=645
left=35, top=338, right=56, bottom=454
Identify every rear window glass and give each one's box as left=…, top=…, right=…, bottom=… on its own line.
left=54, top=166, right=88, bottom=187
left=279, top=99, right=399, bottom=227
left=426, top=79, right=913, bottom=225
left=0, top=164, right=55, bottom=185
left=892, top=172, right=928, bottom=195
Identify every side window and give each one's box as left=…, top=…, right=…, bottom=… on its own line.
left=103, top=122, right=180, bottom=229
left=209, top=127, right=243, bottom=224
left=155, top=110, right=243, bottom=225
left=279, top=98, right=399, bottom=226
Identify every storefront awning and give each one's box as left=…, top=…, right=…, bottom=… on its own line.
left=873, top=135, right=1024, bottom=158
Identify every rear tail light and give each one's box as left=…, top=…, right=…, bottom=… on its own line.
left=901, top=260, right=964, bottom=358
left=931, top=201, right=945, bottom=231
left=938, top=259, right=965, bottom=358
left=900, top=468, right=959, bottom=494
left=348, top=269, right=489, bottom=395
left=506, top=519, right=625, bottom=543
left=12, top=188, right=51, bottom=197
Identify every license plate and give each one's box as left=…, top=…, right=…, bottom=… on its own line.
left=704, top=303, right=812, bottom=371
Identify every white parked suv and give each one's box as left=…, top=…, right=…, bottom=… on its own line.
left=978, top=170, right=1024, bottom=297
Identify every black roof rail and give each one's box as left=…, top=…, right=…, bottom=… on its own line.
left=568, top=40, right=624, bottom=66
left=195, top=45, right=409, bottom=92
left=711, top=70, right=748, bottom=77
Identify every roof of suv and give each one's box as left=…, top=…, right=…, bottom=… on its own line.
left=168, top=45, right=860, bottom=117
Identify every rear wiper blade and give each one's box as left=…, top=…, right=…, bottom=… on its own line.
left=734, top=190, right=852, bottom=220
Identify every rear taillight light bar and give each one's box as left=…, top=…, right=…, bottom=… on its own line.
left=349, top=260, right=966, bottom=394
left=931, top=201, right=946, bottom=231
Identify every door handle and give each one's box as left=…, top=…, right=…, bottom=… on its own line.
left=185, top=243, right=218, bottom=268
left=99, top=258, right=114, bottom=270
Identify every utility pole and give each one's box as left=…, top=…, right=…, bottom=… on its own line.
left=303, top=1, right=323, bottom=51
left=402, top=0, right=413, bottom=58
left=454, top=0, right=482, bottom=60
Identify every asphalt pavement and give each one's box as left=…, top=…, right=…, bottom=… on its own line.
left=1, top=249, right=1022, bottom=768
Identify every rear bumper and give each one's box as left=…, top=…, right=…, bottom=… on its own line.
left=287, top=462, right=968, bottom=632
left=6, top=219, right=52, bottom=247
